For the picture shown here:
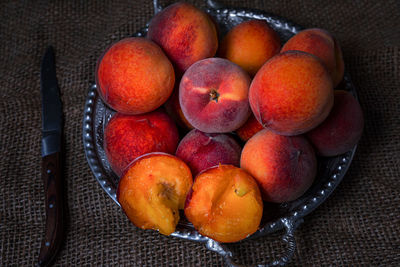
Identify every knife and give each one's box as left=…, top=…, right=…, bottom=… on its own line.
left=38, top=46, right=64, bottom=267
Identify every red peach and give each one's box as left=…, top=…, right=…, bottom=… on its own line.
left=147, top=2, right=218, bottom=74
left=96, top=37, right=175, bottom=114
left=307, top=90, right=364, bottom=156
left=104, top=110, right=179, bottom=177
left=164, top=85, right=194, bottom=131
left=240, top=129, right=317, bottom=203
left=249, top=51, right=334, bottom=136
left=180, top=58, right=251, bottom=133
left=175, top=129, right=241, bottom=176
left=281, top=28, right=344, bottom=87
left=236, top=113, right=264, bottom=142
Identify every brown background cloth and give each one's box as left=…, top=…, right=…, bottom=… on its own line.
left=1, top=0, right=399, bottom=266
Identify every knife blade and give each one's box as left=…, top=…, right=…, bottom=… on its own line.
left=38, top=46, right=64, bottom=267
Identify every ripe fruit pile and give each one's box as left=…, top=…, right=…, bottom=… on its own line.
left=96, top=2, right=364, bottom=243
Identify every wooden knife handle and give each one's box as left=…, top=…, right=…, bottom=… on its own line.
left=38, top=152, right=64, bottom=267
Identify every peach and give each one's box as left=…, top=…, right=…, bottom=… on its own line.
left=185, top=165, right=263, bottom=243
left=249, top=51, right=334, bottom=136
left=281, top=28, right=344, bottom=87
left=235, top=113, right=264, bottom=142
left=307, top=90, right=364, bottom=156
left=219, top=20, right=281, bottom=76
left=164, top=85, right=194, bottom=131
left=96, top=37, right=175, bottom=114
left=180, top=58, right=251, bottom=133
left=104, top=110, right=179, bottom=177
left=175, top=129, right=241, bottom=176
left=117, top=152, right=193, bottom=235
left=240, top=129, right=317, bottom=203
left=147, top=2, right=218, bottom=74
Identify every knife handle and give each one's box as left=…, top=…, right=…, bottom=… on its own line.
left=38, top=152, right=64, bottom=267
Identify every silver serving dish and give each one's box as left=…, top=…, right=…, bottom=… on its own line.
left=83, top=0, right=359, bottom=265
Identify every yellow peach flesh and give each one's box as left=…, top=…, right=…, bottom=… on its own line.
left=185, top=165, right=263, bottom=243
left=117, top=153, right=192, bottom=235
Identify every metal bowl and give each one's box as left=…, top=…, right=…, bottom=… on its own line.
left=83, top=0, right=359, bottom=265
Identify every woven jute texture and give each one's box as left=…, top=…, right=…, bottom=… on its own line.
left=1, top=0, right=399, bottom=266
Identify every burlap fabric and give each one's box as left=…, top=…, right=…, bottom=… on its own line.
left=1, top=0, right=399, bottom=266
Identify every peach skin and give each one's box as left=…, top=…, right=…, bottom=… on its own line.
left=180, top=58, right=251, bottom=133
left=104, top=110, right=179, bottom=177
left=307, top=90, right=364, bottom=156
left=185, top=165, right=263, bottom=243
left=147, top=2, right=218, bottom=75
left=175, top=129, right=241, bottom=176
left=117, top=152, right=193, bottom=235
left=281, top=28, right=344, bottom=87
left=96, top=37, right=175, bottom=114
left=249, top=51, right=334, bottom=136
left=164, top=85, right=194, bottom=131
left=219, top=20, right=281, bottom=76
left=241, top=129, right=317, bottom=203
left=236, top=113, right=264, bottom=142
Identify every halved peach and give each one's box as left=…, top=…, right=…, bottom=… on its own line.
left=185, top=165, right=263, bottom=243
left=117, top=152, right=193, bottom=235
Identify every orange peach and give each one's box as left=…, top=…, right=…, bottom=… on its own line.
left=147, top=2, right=218, bottom=74
left=240, top=129, right=317, bottom=203
left=104, top=110, right=179, bottom=177
left=96, top=37, right=175, bottom=114
left=307, top=90, right=364, bottom=156
left=249, top=51, right=334, bottom=136
left=185, top=165, right=263, bottom=243
left=236, top=113, right=264, bottom=142
left=281, top=28, right=344, bottom=87
left=219, top=20, right=281, bottom=76
left=117, top=152, right=193, bottom=235
left=180, top=58, right=251, bottom=133
left=175, top=129, right=241, bottom=176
